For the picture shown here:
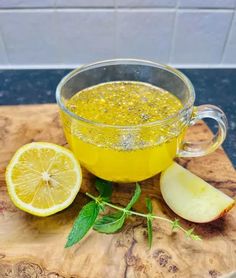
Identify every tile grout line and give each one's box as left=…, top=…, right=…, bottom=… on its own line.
left=0, top=23, right=10, bottom=65
left=114, top=0, right=117, bottom=58
left=0, top=64, right=236, bottom=70
left=0, top=6, right=235, bottom=10
left=0, top=7, right=235, bottom=12
left=52, top=2, right=64, bottom=65
left=168, top=0, right=179, bottom=64
left=221, top=9, right=235, bottom=63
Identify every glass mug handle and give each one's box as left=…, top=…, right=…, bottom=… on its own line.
left=178, top=105, right=228, bottom=157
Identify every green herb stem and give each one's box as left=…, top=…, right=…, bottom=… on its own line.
left=86, top=192, right=194, bottom=237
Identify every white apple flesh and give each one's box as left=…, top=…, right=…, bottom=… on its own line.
left=160, top=162, right=235, bottom=223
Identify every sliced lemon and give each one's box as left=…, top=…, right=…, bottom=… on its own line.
left=5, top=142, right=82, bottom=217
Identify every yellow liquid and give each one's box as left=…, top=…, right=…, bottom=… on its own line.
left=63, top=81, right=184, bottom=182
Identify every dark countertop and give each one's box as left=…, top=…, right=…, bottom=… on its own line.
left=0, top=69, right=235, bottom=166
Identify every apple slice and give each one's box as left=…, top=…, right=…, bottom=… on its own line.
left=160, top=162, right=235, bottom=223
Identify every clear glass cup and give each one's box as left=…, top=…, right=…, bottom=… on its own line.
left=56, top=59, right=227, bottom=182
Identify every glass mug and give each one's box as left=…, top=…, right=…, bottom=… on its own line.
left=56, top=59, right=227, bottom=182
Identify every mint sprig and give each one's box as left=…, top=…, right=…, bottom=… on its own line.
left=66, top=180, right=201, bottom=248
left=93, top=183, right=141, bottom=233
left=145, top=198, right=153, bottom=248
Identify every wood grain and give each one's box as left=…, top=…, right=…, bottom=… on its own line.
left=0, top=104, right=235, bottom=278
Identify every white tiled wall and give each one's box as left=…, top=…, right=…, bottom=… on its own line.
left=56, top=10, right=115, bottom=64
left=0, top=10, right=60, bottom=65
left=0, top=0, right=56, bottom=8
left=116, top=0, right=177, bottom=8
left=170, top=10, right=233, bottom=64
left=0, top=0, right=235, bottom=68
left=56, top=0, right=114, bottom=8
left=116, top=10, right=175, bottom=61
left=178, top=0, right=235, bottom=9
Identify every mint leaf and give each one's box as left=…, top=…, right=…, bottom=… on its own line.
left=185, top=228, right=201, bottom=240
left=145, top=198, right=152, bottom=213
left=93, top=184, right=141, bottom=234
left=145, top=198, right=153, bottom=248
left=65, top=201, right=99, bottom=248
left=125, top=183, right=141, bottom=210
left=93, top=212, right=126, bottom=233
left=185, top=228, right=194, bottom=238
left=190, top=234, right=202, bottom=241
left=95, top=179, right=113, bottom=201
left=147, top=217, right=153, bottom=248
left=172, top=219, right=181, bottom=230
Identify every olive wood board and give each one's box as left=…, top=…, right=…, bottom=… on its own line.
left=0, top=104, right=236, bottom=278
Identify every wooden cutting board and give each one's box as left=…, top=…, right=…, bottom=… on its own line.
left=0, top=104, right=236, bottom=278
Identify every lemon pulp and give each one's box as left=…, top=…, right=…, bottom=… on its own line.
left=5, top=142, right=82, bottom=216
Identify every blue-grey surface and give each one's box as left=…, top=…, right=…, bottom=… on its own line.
left=0, top=69, right=235, bottom=166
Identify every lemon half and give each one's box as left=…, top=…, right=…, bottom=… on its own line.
left=5, top=142, right=82, bottom=217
